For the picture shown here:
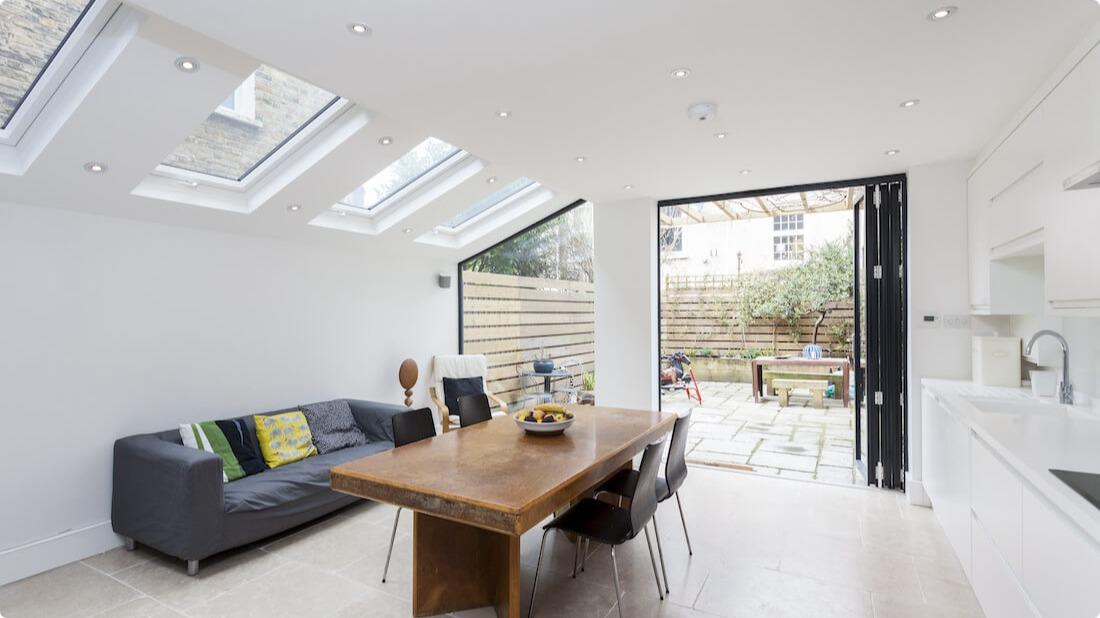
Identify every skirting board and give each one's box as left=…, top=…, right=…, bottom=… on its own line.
left=906, top=474, right=931, bottom=507
left=0, top=521, right=121, bottom=586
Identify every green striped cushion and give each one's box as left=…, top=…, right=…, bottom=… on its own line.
left=179, top=421, right=246, bottom=482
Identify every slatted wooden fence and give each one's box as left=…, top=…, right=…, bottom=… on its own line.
left=661, top=279, right=853, bottom=358
left=461, top=270, right=595, bottom=404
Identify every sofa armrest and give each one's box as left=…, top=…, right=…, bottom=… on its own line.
left=346, top=399, right=408, bottom=443
left=111, top=434, right=224, bottom=561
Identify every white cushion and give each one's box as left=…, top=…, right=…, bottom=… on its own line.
left=432, top=354, right=489, bottom=394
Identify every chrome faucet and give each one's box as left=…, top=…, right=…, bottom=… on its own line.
left=1025, top=330, right=1073, bottom=405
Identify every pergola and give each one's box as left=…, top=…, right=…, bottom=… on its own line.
left=660, top=187, right=865, bottom=226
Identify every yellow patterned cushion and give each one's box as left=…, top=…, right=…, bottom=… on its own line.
left=253, top=411, right=318, bottom=468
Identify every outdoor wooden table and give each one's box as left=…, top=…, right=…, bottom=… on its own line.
left=330, top=406, right=675, bottom=618
left=751, top=356, right=851, bottom=406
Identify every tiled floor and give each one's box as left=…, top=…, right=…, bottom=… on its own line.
left=662, top=381, right=863, bottom=486
left=0, top=467, right=981, bottom=618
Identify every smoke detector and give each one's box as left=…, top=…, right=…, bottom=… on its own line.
left=687, top=102, right=718, bottom=122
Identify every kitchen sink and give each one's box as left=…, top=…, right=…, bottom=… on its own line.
left=963, top=396, right=1100, bottom=421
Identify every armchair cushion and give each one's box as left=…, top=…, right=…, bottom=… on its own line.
left=443, top=376, right=484, bottom=419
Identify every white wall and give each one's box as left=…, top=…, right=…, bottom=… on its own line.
left=593, top=198, right=659, bottom=411
left=0, top=200, right=456, bottom=584
left=906, top=160, right=974, bottom=504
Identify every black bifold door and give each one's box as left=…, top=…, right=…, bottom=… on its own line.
left=861, top=179, right=907, bottom=489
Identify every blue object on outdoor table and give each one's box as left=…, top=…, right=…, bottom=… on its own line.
left=802, top=344, right=823, bottom=359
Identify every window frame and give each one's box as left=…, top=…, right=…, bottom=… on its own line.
left=772, top=233, right=805, bottom=261
left=0, top=0, right=118, bottom=147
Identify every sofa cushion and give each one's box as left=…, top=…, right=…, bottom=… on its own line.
left=178, top=419, right=265, bottom=482
left=223, top=441, right=393, bottom=513
left=254, top=411, right=318, bottom=469
left=300, top=400, right=367, bottom=454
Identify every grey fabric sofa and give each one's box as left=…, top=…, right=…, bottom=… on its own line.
left=111, top=399, right=406, bottom=575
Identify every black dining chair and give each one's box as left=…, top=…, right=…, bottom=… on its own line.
left=457, top=393, right=494, bottom=427
left=381, top=407, right=437, bottom=583
left=529, top=438, right=668, bottom=618
left=595, top=410, right=693, bottom=594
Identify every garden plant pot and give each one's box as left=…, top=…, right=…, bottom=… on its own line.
left=533, top=359, right=555, bottom=374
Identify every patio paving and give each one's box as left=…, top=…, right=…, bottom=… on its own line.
left=662, top=381, right=863, bottom=486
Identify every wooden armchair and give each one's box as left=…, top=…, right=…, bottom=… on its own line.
left=428, top=354, right=509, bottom=432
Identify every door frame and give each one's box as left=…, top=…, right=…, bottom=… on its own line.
left=656, top=173, right=908, bottom=487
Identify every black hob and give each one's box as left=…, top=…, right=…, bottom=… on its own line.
left=1051, top=469, right=1100, bottom=511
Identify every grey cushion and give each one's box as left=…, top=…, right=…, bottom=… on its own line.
left=222, top=441, right=392, bottom=513
left=300, top=400, right=368, bottom=454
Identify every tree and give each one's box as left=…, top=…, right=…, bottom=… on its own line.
left=800, top=234, right=854, bottom=344
left=463, top=203, right=594, bottom=282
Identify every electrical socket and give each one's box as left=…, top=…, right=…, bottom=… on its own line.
left=943, top=314, right=972, bottom=329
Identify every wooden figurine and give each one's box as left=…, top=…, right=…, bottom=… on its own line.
left=399, top=358, right=418, bottom=407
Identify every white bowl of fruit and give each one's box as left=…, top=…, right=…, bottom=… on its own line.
left=514, top=404, right=575, bottom=436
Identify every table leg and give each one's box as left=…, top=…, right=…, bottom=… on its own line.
left=842, top=365, right=850, bottom=407
left=752, top=361, right=762, bottom=403
left=413, top=512, right=520, bottom=618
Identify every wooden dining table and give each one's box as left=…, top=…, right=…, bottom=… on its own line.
left=330, top=405, right=675, bottom=618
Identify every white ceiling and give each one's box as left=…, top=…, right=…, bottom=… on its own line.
left=2, top=0, right=1097, bottom=260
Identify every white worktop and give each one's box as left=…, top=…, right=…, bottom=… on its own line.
left=922, top=379, right=1100, bottom=544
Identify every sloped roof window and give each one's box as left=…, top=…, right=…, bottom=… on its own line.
left=160, top=65, right=339, bottom=181
left=339, top=137, right=461, bottom=211
left=443, top=177, right=535, bottom=229
left=0, top=0, right=95, bottom=129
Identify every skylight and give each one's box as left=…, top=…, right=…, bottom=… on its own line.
left=160, top=65, right=340, bottom=182
left=339, top=137, right=461, bottom=211
left=0, top=0, right=95, bottom=130
left=443, top=177, right=536, bottom=229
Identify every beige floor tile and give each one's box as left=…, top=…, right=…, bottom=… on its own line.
left=81, top=547, right=151, bottom=575
left=0, top=563, right=141, bottom=618
left=695, top=564, right=874, bottom=618
left=111, top=546, right=285, bottom=612
left=777, top=543, right=924, bottom=604
left=186, top=562, right=369, bottom=617
left=91, top=596, right=184, bottom=617
left=872, top=593, right=984, bottom=618
left=261, top=511, right=403, bottom=571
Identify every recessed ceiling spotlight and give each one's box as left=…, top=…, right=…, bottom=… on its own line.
left=486, top=176, right=498, bottom=184
left=347, top=22, right=372, bottom=35
left=403, top=227, right=413, bottom=234
left=378, top=136, right=393, bottom=146
left=714, top=132, right=728, bottom=139
left=174, top=57, right=199, bottom=73
left=83, top=161, right=107, bottom=173
left=899, top=99, right=920, bottom=108
left=623, top=184, right=634, bottom=190
left=338, top=210, right=347, bottom=217
left=496, top=110, right=511, bottom=119
left=575, top=156, right=587, bottom=163
left=885, top=149, right=901, bottom=156
left=287, top=204, right=302, bottom=212
left=927, top=6, right=957, bottom=21
left=670, top=67, right=691, bottom=79
left=177, top=179, right=199, bottom=188
left=739, top=168, right=752, bottom=175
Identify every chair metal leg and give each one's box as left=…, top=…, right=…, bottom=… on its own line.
left=186, top=560, right=199, bottom=576
left=576, top=532, right=585, bottom=576
left=528, top=529, right=550, bottom=618
left=581, top=537, right=589, bottom=572
left=675, top=491, right=694, bottom=556
left=643, top=525, right=665, bottom=601
left=609, top=545, right=625, bottom=618
left=382, top=507, right=401, bottom=583
left=652, top=514, right=670, bottom=594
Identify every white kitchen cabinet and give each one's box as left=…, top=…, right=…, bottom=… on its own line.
left=971, top=513, right=1039, bottom=618
left=971, top=436, right=1022, bottom=576
left=1020, top=486, right=1100, bottom=618
left=921, top=387, right=971, bottom=573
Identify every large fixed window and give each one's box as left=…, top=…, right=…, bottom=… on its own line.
left=160, top=65, right=339, bottom=182
left=459, top=201, right=595, bottom=406
left=338, top=137, right=461, bottom=212
left=0, top=0, right=95, bottom=129
left=443, top=177, right=535, bottom=229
